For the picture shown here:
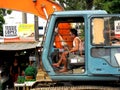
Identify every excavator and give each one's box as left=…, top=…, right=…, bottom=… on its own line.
left=0, top=0, right=120, bottom=89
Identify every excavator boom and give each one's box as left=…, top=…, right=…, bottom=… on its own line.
left=0, top=0, right=63, bottom=19
left=0, top=0, right=71, bottom=48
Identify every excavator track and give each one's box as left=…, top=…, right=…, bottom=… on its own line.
left=34, top=69, right=120, bottom=90
left=31, top=81, right=120, bottom=90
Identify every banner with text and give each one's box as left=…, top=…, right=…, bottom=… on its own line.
left=3, top=24, right=35, bottom=42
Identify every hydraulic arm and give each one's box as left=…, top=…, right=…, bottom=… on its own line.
left=0, top=0, right=63, bottom=19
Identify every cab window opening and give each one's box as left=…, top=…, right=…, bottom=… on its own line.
left=91, top=16, right=120, bottom=46
left=50, top=16, right=85, bottom=73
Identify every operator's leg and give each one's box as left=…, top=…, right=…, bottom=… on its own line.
left=59, top=53, right=68, bottom=72
left=59, top=56, right=67, bottom=72
left=52, top=59, right=62, bottom=67
left=52, top=52, right=66, bottom=67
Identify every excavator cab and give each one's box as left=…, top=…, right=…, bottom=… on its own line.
left=42, top=10, right=120, bottom=81
left=42, top=13, right=85, bottom=76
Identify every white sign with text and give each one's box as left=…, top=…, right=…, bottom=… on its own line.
left=115, top=20, right=120, bottom=34
left=3, top=25, right=18, bottom=38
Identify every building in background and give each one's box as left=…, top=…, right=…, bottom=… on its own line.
left=4, top=11, right=46, bottom=36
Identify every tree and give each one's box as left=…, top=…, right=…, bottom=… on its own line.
left=0, top=9, right=12, bottom=36
left=94, top=0, right=120, bottom=14
left=86, top=0, right=94, bottom=10
left=56, top=0, right=120, bottom=14
left=57, top=0, right=87, bottom=10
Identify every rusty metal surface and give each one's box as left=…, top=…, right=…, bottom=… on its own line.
left=31, top=81, right=120, bottom=90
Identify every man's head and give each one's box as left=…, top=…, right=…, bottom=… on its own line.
left=70, top=28, right=78, bottom=36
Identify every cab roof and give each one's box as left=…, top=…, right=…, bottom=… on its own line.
left=53, top=10, right=107, bottom=15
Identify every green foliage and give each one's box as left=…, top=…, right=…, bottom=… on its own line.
left=6, top=10, right=12, bottom=14
left=25, top=65, right=37, bottom=78
left=94, top=0, right=120, bottom=14
left=0, top=9, right=12, bottom=36
left=0, top=15, right=5, bottom=36
left=80, top=29, right=85, bottom=41
left=57, top=0, right=87, bottom=10
left=17, top=76, right=25, bottom=83
left=57, top=0, right=120, bottom=14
